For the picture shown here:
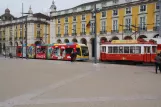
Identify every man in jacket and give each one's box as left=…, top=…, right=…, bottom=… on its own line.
left=154, top=53, right=161, bottom=74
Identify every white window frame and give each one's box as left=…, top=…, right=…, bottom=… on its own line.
left=57, top=26, right=60, bottom=34
left=139, top=4, right=147, bottom=13
left=113, top=9, right=118, bottom=16
left=101, top=20, right=106, bottom=31
left=64, top=25, right=68, bottom=34
left=125, top=7, right=131, bottom=15
left=90, top=21, right=95, bottom=33
left=155, top=14, right=160, bottom=27
left=73, top=16, right=77, bottom=22
left=81, top=23, right=86, bottom=33
left=72, top=24, right=76, bottom=33
left=112, top=19, right=118, bottom=31
left=124, top=17, right=132, bottom=30
left=65, top=17, right=68, bottom=23
left=139, top=16, right=146, bottom=30
left=156, top=2, right=160, bottom=11
left=101, top=11, right=106, bottom=18
left=82, top=14, right=86, bottom=21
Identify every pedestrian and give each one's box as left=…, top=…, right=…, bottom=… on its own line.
left=154, top=53, right=161, bottom=74
left=70, top=51, right=74, bottom=62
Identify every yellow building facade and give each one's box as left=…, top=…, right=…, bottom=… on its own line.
left=50, top=0, right=159, bottom=59
left=0, top=7, right=50, bottom=54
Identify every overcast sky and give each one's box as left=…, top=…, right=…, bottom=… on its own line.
left=0, top=0, right=96, bottom=17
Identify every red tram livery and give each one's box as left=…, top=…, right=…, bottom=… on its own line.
left=100, top=40, right=157, bottom=63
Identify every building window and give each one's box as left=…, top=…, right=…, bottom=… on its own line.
left=125, top=18, right=131, bottom=29
left=102, top=11, right=106, bottom=18
left=73, top=16, right=77, bottom=22
left=82, top=14, right=86, bottom=21
left=91, top=14, right=95, bottom=19
left=140, top=5, right=146, bottom=12
left=57, top=26, right=60, bottom=34
left=73, top=24, right=76, bottom=33
left=113, top=20, right=118, bottom=30
left=113, top=0, right=119, bottom=4
left=65, top=17, right=68, bottom=23
left=126, top=7, right=131, bottom=14
left=140, top=16, right=146, bottom=30
left=37, top=31, right=41, bottom=37
left=91, top=22, right=95, bottom=33
left=113, top=9, right=118, bottom=16
left=20, top=24, right=23, bottom=28
left=58, top=18, right=60, bottom=23
left=156, top=15, right=160, bottom=27
left=65, top=25, right=68, bottom=34
left=82, top=23, right=86, bottom=33
left=37, top=24, right=40, bottom=28
left=101, top=20, right=106, bottom=31
left=20, top=31, right=22, bottom=37
left=156, top=3, right=160, bottom=10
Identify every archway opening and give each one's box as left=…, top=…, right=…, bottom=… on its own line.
left=138, top=35, right=147, bottom=39
left=80, top=38, right=87, bottom=45
left=109, top=36, right=119, bottom=42
left=100, top=37, right=107, bottom=43
left=124, top=36, right=133, bottom=40
left=15, top=42, right=18, bottom=46
left=90, top=38, right=95, bottom=57
left=72, top=38, right=78, bottom=43
left=57, top=39, right=62, bottom=43
left=154, top=34, right=159, bottom=38
left=35, top=41, right=42, bottom=46
left=64, top=39, right=69, bottom=43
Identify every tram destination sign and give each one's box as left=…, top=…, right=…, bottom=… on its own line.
left=112, top=40, right=138, bottom=44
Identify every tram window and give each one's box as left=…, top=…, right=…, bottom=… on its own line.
left=66, top=48, right=73, bottom=54
left=102, top=46, right=106, bottom=52
left=76, top=48, right=81, bottom=56
left=113, top=47, right=118, bottom=53
left=81, top=46, right=89, bottom=56
left=135, top=46, right=141, bottom=54
left=124, top=47, right=129, bottom=54
left=147, top=47, right=150, bottom=53
left=130, top=46, right=135, bottom=54
left=119, top=46, right=123, bottom=53
left=108, top=47, right=112, bottom=53
left=152, top=46, right=157, bottom=53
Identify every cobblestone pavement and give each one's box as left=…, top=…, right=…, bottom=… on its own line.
left=0, top=58, right=161, bottom=107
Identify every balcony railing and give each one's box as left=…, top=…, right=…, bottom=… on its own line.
left=72, top=33, right=77, bottom=36
left=111, top=30, right=119, bottom=33
left=80, top=32, right=86, bottom=36
left=100, top=30, right=107, bottom=34
left=64, top=33, right=69, bottom=37
left=153, top=26, right=159, bottom=31
left=56, top=34, right=61, bottom=37
left=123, top=29, right=132, bottom=33
left=138, top=27, right=147, bottom=32
left=90, top=32, right=95, bottom=35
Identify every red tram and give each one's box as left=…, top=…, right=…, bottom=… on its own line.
left=100, top=40, right=157, bottom=63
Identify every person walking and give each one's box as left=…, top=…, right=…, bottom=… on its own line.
left=154, top=53, right=161, bottom=74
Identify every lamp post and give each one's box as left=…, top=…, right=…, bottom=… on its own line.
left=159, top=0, right=161, bottom=38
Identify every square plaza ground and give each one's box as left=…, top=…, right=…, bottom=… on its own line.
left=0, top=58, right=161, bottom=107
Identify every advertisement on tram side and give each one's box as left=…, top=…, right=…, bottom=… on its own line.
left=28, top=45, right=35, bottom=59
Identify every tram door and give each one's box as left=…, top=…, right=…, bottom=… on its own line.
left=144, top=46, right=151, bottom=63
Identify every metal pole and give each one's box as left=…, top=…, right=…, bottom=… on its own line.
left=135, top=17, right=137, bottom=40
left=122, top=18, right=123, bottom=40
left=94, top=4, right=97, bottom=64
left=26, top=17, right=28, bottom=59
left=159, top=0, right=161, bottom=38
left=22, top=3, right=24, bottom=58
